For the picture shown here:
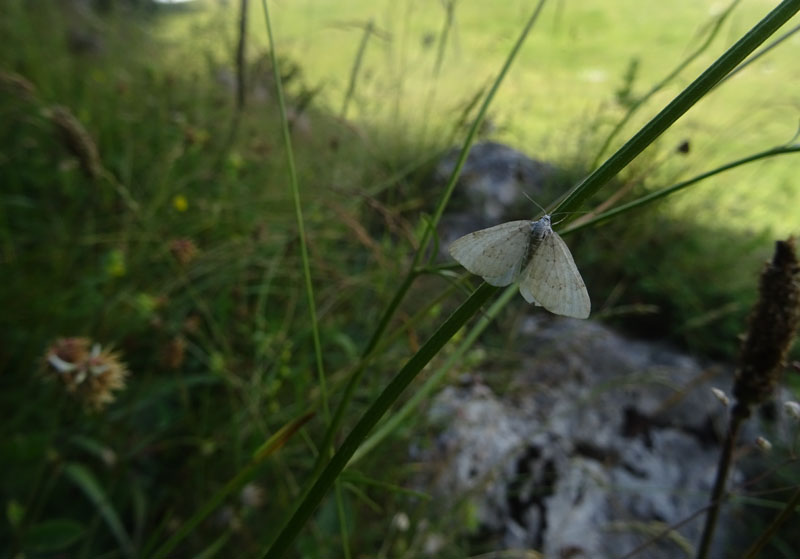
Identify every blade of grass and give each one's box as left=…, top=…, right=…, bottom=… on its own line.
left=260, top=0, right=329, bottom=421
left=350, top=283, right=517, bottom=466
left=591, top=0, right=742, bottom=168
left=553, top=0, right=800, bottom=218
left=341, top=20, right=375, bottom=119
left=307, top=0, right=548, bottom=493
left=264, top=2, right=800, bottom=556
left=62, top=463, right=134, bottom=559
left=151, top=412, right=314, bottom=559
left=561, top=144, right=800, bottom=236
left=262, top=282, right=498, bottom=558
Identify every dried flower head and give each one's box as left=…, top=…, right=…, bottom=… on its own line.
left=240, top=483, right=265, bottom=509
left=45, top=337, right=128, bottom=410
left=784, top=401, right=800, bottom=422
left=169, top=238, right=198, bottom=266
left=733, top=239, right=800, bottom=416
left=161, top=336, right=186, bottom=370
left=710, top=387, right=730, bottom=407
left=755, top=436, right=772, bottom=452
left=46, top=105, right=103, bottom=180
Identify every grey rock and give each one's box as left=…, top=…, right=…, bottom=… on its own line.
left=435, top=141, right=558, bottom=233
left=419, top=318, right=776, bottom=559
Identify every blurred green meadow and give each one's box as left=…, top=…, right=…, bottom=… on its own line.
left=1, top=0, right=799, bottom=557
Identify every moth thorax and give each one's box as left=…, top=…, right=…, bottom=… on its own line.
left=529, top=215, right=552, bottom=244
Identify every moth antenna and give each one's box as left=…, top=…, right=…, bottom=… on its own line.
left=521, top=191, right=549, bottom=216
left=550, top=210, right=590, bottom=226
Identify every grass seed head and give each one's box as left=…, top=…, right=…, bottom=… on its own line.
left=47, top=105, right=102, bottom=180
left=733, top=238, right=800, bottom=414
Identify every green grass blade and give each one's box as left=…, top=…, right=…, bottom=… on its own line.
left=561, top=144, right=800, bottom=236
left=414, top=0, right=548, bottom=266
left=262, top=283, right=498, bottom=558
left=307, top=0, right=548, bottom=495
left=62, top=463, right=134, bottom=559
left=260, top=0, right=329, bottom=421
left=350, top=283, right=517, bottom=465
left=591, top=0, right=742, bottom=168
left=151, top=412, right=313, bottom=559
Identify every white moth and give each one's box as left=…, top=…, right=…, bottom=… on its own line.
left=449, top=215, right=591, bottom=319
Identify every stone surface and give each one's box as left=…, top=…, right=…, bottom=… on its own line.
left=418, top=317, right=767, bottom=559
left=435, top=141, right=558, bottom=239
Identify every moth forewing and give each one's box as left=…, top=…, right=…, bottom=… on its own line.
left=448, top=220, right=532, bottom=287
left=449, top=214, right=591, bottom=319
left=519, top=227, right=590, bottom=318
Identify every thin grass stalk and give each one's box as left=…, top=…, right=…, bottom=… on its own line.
left=307, top=0, right=547, bottom=491
left=714, top=21, right=800, bottom=90
left=236, top=0, right=248, bottom=110
left=694, top=411, right=745, bottom=559
left=414, top=0, right=548, bottom=266
left=698, top=238, right=800, bottom=558
left=150, top=412, right=314, bottom=559
left=263, top=2, right=800, bottom=556
left=341, top=20, right=374, bottom=119
left=420, top=0, right=457, bottom=142
left=590, top=0, right=741, bottom=168
left=334, top=482, right=351, bottom=559
left=259, top=0, right=351, bottom=551
left=350, top=283, right=517, bottom=465
left=561, top=144, right=800, bottom=236
left=741, top=488, right=800, bottom=559
left=307, top=271, right=417, bottom=483
left=262, top=283, right=498, bottom=558
left=553, top=0, right=800, bottom=218
left=260, top=0, right=329, bottom=418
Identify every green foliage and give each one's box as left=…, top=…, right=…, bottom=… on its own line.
left=1, top=0, right=799, bottom=558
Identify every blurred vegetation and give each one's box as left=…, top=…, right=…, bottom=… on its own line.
left=1, top=0, right=798, bottom=557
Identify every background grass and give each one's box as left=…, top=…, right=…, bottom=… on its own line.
left=1, top=0, right=799, bottom=557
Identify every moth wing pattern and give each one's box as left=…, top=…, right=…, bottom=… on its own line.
left=449, top=220, right=531, bottom=287
left=518, top=228, right=591, bottom=318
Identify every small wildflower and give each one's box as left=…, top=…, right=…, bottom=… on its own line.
left=227, top=152, right=243, bottom=170
left=169, top=238, right=198, bottom=266
left=101, top=447, right=118, bottom=467
left=44, top=337, right=128, bottom=410
left=392, top=512, right=410, bottom=532
left=172, top=194, right=188, bottom=212
left=215, top=506, right=242, bottom=532
left=240, top=483, right=265, bottom=509
left=710, top=387, right=730, bottom=407
left=755, top=436, right=772, bottom=452
left=105, top=248, right=126, bottom=278
left=183, top=125, right=210, bottom=146
left=183, top=314, right=202, bottom=334
left=784, top=401, right=800, bottom=421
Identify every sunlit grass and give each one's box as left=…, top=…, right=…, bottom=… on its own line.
left=156, top=0, right=799, bottom=237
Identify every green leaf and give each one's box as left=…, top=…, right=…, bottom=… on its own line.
left=63, top=462, right=135, bottom=558
left=22, top=518, right=84, bottom=552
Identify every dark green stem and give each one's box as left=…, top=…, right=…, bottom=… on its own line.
left=696, top=405, right=748, bottom=559
left=591, top=0, right=741, bottom=168
left=262, top=283, right=498, bottom=558
left=340, top=20, right=375, bottom=119
left=561, top=145, right=800, bottom=236
left=741, top=487, right=800, bottom=559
